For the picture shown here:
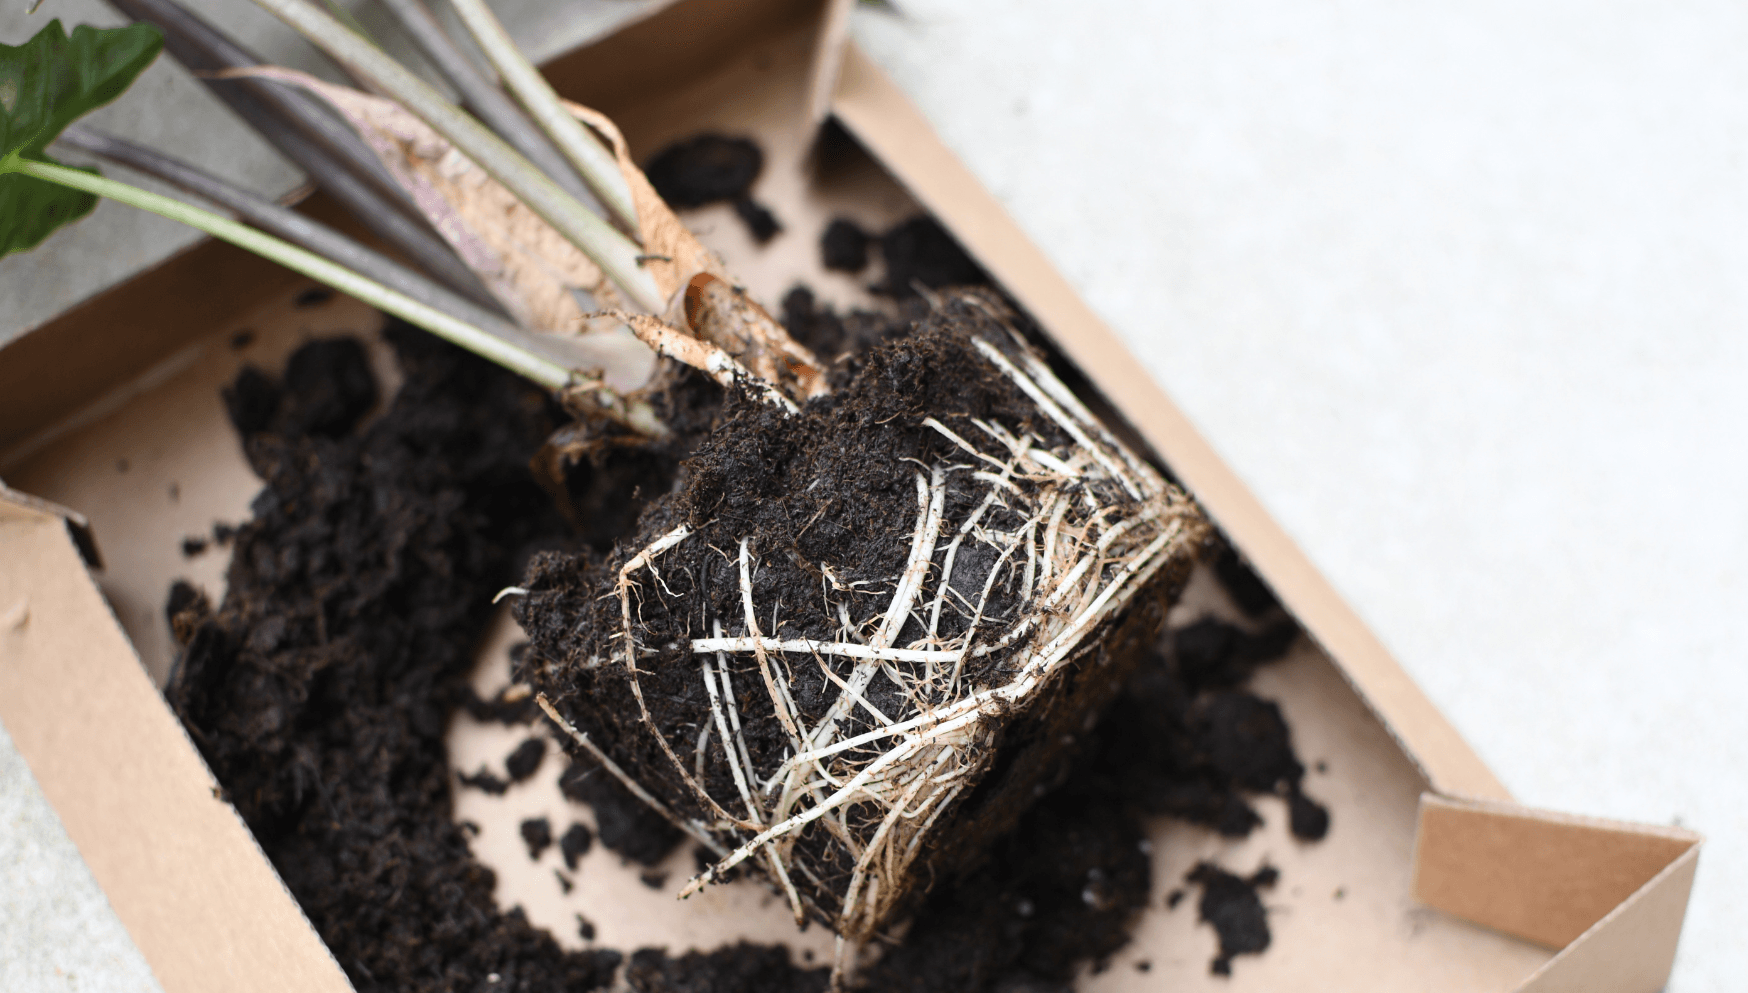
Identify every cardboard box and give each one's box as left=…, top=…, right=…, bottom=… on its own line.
left=0, top=1, right=1700, bottom=990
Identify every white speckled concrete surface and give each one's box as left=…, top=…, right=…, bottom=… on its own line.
left=3, top=0, right=1741, bottom=989
left=0, top=721, right=164, bottom=993
left=853, top=2, right=1743, bottom=987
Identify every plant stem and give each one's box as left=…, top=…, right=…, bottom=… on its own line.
left=108, top=0, right=502, bottom=311
left=375, top=0, right=601, bottom=213
left=52, top=124, right=560, bottom=361
left=9, top=158, right=571, bottom=390
left=444, top=0, right=639, bottom=233
left=248, top=0, right=664, bottom=313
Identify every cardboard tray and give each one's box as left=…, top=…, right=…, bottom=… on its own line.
left=0, top=1, right=1700, bottom=990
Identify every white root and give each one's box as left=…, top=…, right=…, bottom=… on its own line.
left=688, top=637, right=961, bottom=665
left=537, top=694, right=720, bottom=853
left=570, top=304, right=1204, bottom=942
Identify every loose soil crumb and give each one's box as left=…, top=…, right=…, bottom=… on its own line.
left=644, top=133, right=781, bottom=244
left=734, top=198, right=781, bottom=243
left=522, top=817, right=554, bottom=860
left=560, top=822, right=594, bottom=870
left=1185, top=862, right=1277, bottom=976
left=821, top=217, right=870, bottom=272
left=879, top=215, right=985, bottom=298
left=505, top=738, right=547, bottom=782
left=466, top=684, right=540, bottom=725
left=459, top=767, right=510, bottom=796
left=559, top=757, right=686, bottom=866
left=1172, top=617, right=1301, bottom=690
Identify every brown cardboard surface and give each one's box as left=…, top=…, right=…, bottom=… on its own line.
left=1077, top=568, right=1549, bottom=989
left=829, top=43, right=1512, bottom=805
left=540, top=0, right=820, bottom=121
left=1413, top=794, right=1699, bottom=949
left=0, top=3, right=1698, bottom=990
left=807, top=0, right=857, bottom=126
left=0, top=495, right=352, bottom=993
left=1519, top=843, right=1700, bottom=993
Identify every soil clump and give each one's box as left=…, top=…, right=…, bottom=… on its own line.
left=878, top=216, right=985, bottom=298
left=513, top=292, right=1208, bottom=938
left=1185, top=862, right=1278, bottom=975
left=821, top=217, right=871, bottom=272
left=644, top=133, right=781, bottom=243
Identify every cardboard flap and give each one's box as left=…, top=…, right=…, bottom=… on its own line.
left=0, top=500, right=352, bottom=993
left=1413, top=793, right=1699, bottom=987
left=805, top=0, right=856, bottom=126
left=1516, top=842, right=1700, bottom=993
left=829, top=42, right=1509, bottom=803
left=1, top=480, right=102, bottom=568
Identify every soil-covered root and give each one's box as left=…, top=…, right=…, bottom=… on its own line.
left=514, top=290, right=1213, bottom=953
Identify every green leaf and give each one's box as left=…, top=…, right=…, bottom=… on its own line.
left=0, top=20, right=162, bottom=255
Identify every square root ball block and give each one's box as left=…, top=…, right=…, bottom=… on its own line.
left=515, top=291, right=1211, bottom=942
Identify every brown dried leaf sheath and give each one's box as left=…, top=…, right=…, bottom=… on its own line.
left=514, top=292, right=1210, bottom=944
left=560, top=100, right=830, bottom=402
left=223, top=67, right=625, bottom=333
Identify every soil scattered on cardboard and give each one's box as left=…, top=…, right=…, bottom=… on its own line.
left=878, top=216, right=985, bottom=298
left=645, top=133, right=782, bottom=243
left=821, top=217, right=870, bottom=272
left=1185, top=862, right=1279, bottom=976
left=169, top=323, right=625, bottom=991
left=167, top=289, right=1325, bottom=991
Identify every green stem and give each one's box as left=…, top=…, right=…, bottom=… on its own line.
left=445, top=0, right=639, bottom=233
left=248, top=0, right=665, bottom=313
left=9, top=158, right=572, bottom=391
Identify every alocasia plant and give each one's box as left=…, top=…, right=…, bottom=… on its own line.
left=0, top=19, right=161, bottom=254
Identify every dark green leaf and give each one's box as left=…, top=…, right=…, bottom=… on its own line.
left=1, top=20, right=162, bottom=255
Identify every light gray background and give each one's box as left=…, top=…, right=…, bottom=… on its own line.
left=2, top=0, right=1740, bottom=989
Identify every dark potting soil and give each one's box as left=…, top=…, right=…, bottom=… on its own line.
left=879, top=215, right=986, bottom=298
left=521, top=817, right=554, bottom=860
left=821, top=217, right=871, bottom=272
left=779, top=284, right=929, bottom=371
left=1212, top=542, right=1282, bottom=617
left=465, top=683, right=541, bottom=726
left=505, top=737, right=547, bottom=782
left=169, top=323, right=626, bottom=992
left=559, top=756, right=686, bottom=866
left=560, top=821, right=594, bottom=870
left=644, top=133, right=782, bottom=243
left=168, top=300, right=1325, bottom=992
left=734, top=198, right=782, bottom=243
left=1185, top=862, right=1278, bottom=976
left=459, top=767, right=511, bottom=796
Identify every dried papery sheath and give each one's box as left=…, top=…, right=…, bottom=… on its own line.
left=516, top=290, right=1210, bottom=956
